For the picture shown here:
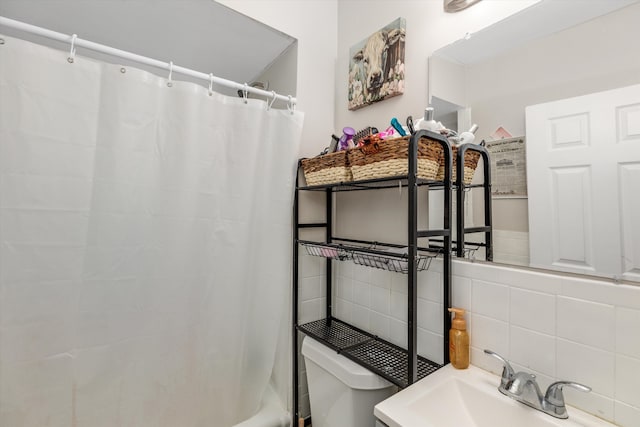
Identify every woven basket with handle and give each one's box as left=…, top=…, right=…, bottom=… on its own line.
left=348, top=136, right=443, bottom=182
left=436, top=145, right=481, bottom=184
left=301, top=150, right=352, bottom=186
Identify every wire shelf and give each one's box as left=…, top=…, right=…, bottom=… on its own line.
left=352, top=249, right=432, bottom=273
left=300, top=241, right=352, bottom=260
left=298, top=317, right=442, bottom=388
left=299, top=240, right=438, bottom=274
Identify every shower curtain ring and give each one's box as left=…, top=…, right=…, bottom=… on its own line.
left=267, top=91, right=277, bottom=111
left=208, top=73, right=214, bottom=96
left=67, top=34, right=77, bottom=63
left=167, top=61, right=173, bottom=87
left=287, top=95, right=295, bottom=115
left=243, top=83, right=249, bottom=103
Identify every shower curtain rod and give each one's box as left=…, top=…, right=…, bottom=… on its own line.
left=0, top=16, right=297, bottom=107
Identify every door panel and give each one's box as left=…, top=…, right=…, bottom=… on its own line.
left=526, top=84, right=640, bottom=279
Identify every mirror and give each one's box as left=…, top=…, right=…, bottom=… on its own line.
left=429, top=0, right=640, bottom=280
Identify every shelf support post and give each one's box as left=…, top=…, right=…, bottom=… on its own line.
left=325, top=188, right=333, bottom=318
left=408, top=132, right=419, bottom=385
left=292, top=162, right=301, bottom=427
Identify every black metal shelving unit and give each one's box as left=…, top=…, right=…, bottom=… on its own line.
left=292, top=130, right=458, bottom=426
left=456, top=144, right=493, bottom=261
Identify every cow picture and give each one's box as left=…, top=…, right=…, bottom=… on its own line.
left=349, top=18, right=406, bottom=110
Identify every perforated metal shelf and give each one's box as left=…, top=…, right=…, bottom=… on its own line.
left=298, top=317, right=442, bottom=388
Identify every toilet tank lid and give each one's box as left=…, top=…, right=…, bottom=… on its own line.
left=301, top=336, right=394, bottom=390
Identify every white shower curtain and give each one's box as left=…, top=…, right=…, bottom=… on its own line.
left=0, top=35, right=302, bottom=427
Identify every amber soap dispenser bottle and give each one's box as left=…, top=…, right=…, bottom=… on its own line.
left=448, top=308, right=469, bottom=369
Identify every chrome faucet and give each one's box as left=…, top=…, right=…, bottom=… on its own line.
left=484, top=349, right=591, bottom=419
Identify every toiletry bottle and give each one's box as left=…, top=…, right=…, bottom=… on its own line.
left=448, top=307, right=469, bottom=369
left=458, top=124, right=479, bottom=145
left=416, top=107, right=439, bottom=132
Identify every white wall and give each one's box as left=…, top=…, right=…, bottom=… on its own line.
left=255, top=43, right=298, bottom=101
left=217, top=0, right=338, bottom=159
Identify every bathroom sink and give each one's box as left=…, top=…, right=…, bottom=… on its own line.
left=374, top=364, right=615, bottom=427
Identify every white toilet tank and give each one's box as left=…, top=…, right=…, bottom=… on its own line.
left=301, top=336, right=397, bottom=427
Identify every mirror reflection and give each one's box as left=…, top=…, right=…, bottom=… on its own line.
left=430, top=0, right=640, bottom=281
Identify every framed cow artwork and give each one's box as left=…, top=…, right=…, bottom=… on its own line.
left=349, top=17, right=406, bottom=110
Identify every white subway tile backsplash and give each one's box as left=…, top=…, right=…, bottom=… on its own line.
left=556, top=338, right=615, bottom=397
left=370, top=269, right=393, bottom=289
left=616, top=307, right=640, bottom=358
left=417, top=299, right=443, bottom=334
left=613, top=283, right=640, bottom=310
left=470, top=314, right=509, bottom=357
left=299, top=298, right=324, bottom=324
left=352, top=264, right=371, bottom=283
left=614, top=400, right=640, bottom=427
left=471, top=346, right=501, bottom=375
left=497, top=266, right=562, bottom=295
left=615, top=354, right=640, bottom=408
left=471, top=280, right=509, bottom=321
left=557, top=297, right=615, bottom=350
left=452, top=260, right=497, bottom=283
left=370, top=285, right=390, bottom=315
left=335, top=298, right=353, bottom=323
left=337, top=259, right=353, bottom=279
left=370, top=312, right=390, bottom=341
left=299, top=276, right=323, bottom=302
left=451, top=275, right=471, bottom=311
left=388, top=318, right=408, bottom=349
left=335, top=275, right=353, bottom=301
left=509, top=326, right=555, bottom=377
left=352, top=280, right=371, bottom=307
left=510, top=288, right=555, bottom=335
left=560, top=277, right=618, bottom=306
left=418, top=328, right=443, bottom=365
left=351, top=304, right=370, bottom=331
left=299, top=253, right=323, bottom=278
left=564, top=389, right=614, bottom=422
left=390, top=291, right=408, bottom=322
left=418, top=270, right=442, bottom=302
left=390, top=273, right=408, bottom=295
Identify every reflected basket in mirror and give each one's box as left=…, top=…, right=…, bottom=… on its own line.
left=347, top=136, right=443, bottom=181
left=301, top=150, right=352, bottom=186
left=436, top=145, right=481, bottom=184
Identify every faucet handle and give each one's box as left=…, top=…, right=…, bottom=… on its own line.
left=484, top=349, right=515, bottom=387
left=545, top=381, right=591, bottom=406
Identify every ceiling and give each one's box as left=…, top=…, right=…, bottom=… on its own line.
left=0, top=0, right=296, bottom=93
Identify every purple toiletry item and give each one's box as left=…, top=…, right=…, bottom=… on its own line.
left=338, top=127, right=356, bottom=151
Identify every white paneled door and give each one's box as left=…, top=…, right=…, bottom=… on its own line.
left=526, top=84, right=640, bottom=281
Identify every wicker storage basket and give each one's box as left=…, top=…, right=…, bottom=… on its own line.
left=301, top=150, right=352, bottom=186
left=347, top=136, right=443, bottom=182
left=436, top=145, right=481, bottom=184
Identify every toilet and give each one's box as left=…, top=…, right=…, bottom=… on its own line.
left=302, top=336, right=397, bottom=427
